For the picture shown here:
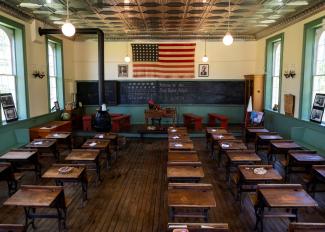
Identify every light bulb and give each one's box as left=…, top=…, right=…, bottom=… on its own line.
left=46, top=0, right=52, bottom=3
left=223, top=31, right=233, bottom=46
left=124, top=56, right=131, bottom=63
left=202, top=56, right=209, bottom=62
left=61, top=20, right=75, bottom=37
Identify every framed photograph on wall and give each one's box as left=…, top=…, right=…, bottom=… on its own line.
left=0, top=93, right=15, bottom=108
left=0, top=93, right=18, bottom=122
left=313, top=93, right=325, bottom=108
left=54, top=101, right=60, bottom=111
left=3, top=107, right=18, bottom=122
left=118, top=64, right=128, bottom=77
left=310, top=108, right=324, bottom=123
left=198, top=64, right=209, bottom=77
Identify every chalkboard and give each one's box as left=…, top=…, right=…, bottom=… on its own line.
left=76, top=81, right=118, bottom=106
left=119, top=81, right=244, bottom=104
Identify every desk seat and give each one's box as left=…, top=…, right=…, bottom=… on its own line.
left=208, top=113, right=229, bottom=129
left=183, top=113, right=203, bottom=131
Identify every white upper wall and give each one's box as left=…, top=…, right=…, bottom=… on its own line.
left=256, top=10, right=325, bottom=117
left=73, top=40, right=257, bottom=80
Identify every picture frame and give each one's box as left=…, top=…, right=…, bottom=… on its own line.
left=118, top=64, right=128, bottom=77
left=310, top=107, right=324, bottom=123
left=3, top=107, right=18, bottom=122
left=0, top=93, right=15, bottom=108
left=54, top=101, right=60, bottom=111
left=312, top=93, right=325, bottom=108
left=198, top=64, right=209, bottom=77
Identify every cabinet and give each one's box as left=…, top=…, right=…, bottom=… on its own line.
left=244, top=74, right=265, bottom=112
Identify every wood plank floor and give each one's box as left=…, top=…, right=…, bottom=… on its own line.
left=0, top=138, right=325, bottom=231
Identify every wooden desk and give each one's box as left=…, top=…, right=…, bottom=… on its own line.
left=42, top=164, right=88, bottom=205
left=25, top=139, right=59, bottom=161
left=81, top=139, right=111, bottom=168
left=268, top=140, right=302, bottom=164
left=168, top=134, right=190, bottom=140
left=168, top=127, right=188, bottom=134
left=65, top=149, right=101, bottom=184
left=245, top=127, right=269, bottom=143
left=46, top=132, right=72, bottom=150
left=145, top=108, right=176, bottom=126
left=93, top=133, right=119, bottom=158
left=254, top=184, right=318, bottom=231
left=4, top=185, right=67, bottom=231
left=0, top=149, right=41, bottom=179
left=30, top=121, right=72, bottom=140
left=167, top=162, right=204, bottom=182
left=0, top=163, right=18, bottom=196
left=205, top=127, right=228, bottom=149
left=288, top=222, right=325, bottom=232
left=168, top=183, right=216, bottom=222
left=225, top=150, right=261, bottom=184
left=168, top=223, right=229, bottom=231
left=211, top=134, right=236, bottom=157
left=216, top=140, right=247, bottom=166
left=169, top=141, right=194, bottom=151
left=255, top=133, right=283, bottom=152
left=168, top=151, right=199, bottom=162
left=309, top=165, right=325, bottom=196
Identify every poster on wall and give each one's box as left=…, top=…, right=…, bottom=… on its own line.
left=198, top=64, right=209, bottom=77
left=0, top=93, right=18, bottom=122
left=310, top=93, right=325, bottom=123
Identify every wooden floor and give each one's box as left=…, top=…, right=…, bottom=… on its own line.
left=0, top=138, right=325, bottom=231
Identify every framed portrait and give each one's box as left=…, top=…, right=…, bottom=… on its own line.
left=313, top=93, right=325, bottom=108
left=0, top=93, right=15, bottom=108
left=3, top=107, right=18, bottom=122
left=310, top=108, right=324, bottom=123
left=54, top=101, right=60, bottom=111
left=118, top=64, right=128, bottom=78
left=198, top=64, right=209, bottom=77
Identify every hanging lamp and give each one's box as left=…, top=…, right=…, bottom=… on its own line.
left=202, top=39, right=208, bottom=62
left=223, top=0, right=233, bottom=46
left=124, top=42, right=131, bottom=63
left=61, top=0, right=75, bottom=37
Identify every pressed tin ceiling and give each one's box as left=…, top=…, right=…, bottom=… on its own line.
left=0, top=0, right=325, bottom=40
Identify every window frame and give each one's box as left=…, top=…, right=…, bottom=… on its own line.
left=46, top=36, right=64, bottom=112
left=265, top=33, right=284, bottom=112
left=300, top=16, right=325, bottom=122
left=0, top=15, right=28, bottom=123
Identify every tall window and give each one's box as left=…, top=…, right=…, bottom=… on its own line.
left=48, top=41, right=57, bottom=109
left=0, top=25, right=16, bottom=120
left=272, top=41, right=282, bottom=108
left=312, top=28, right=325, bottom=123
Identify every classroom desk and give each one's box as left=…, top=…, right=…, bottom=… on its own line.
left=167, top=223, right=229, bottom=231
left=45, top=132, right=72, bottom=150
left=42, top=164, right=88, bottom=205
left=25, top=139, right=60, bottom=161
left=255, top=133, right=283, bottom=152
left=169, top=141, right=194, bottom=151
left=168, top=183, right=216, bottom=222
left=268, top=140, right=302, bottom=164
left=168, top=151, right=199, bottom=162
left=0, top=149, right=41, bottom=179
left=4, top=185, right=67, bottom=231
left=216, top=140, right=247, bottom=166
left=205, top=127, right=228, bottom=149
left=308, top=165, right=325, bottom=196
left=29, top=121, right=72, bottom=140
left=0, top=162, right=18, bottom=196
left=65, top=149, right=101, bottom=184
left=167, top=162, right=204, bottom=182
left=245, top=127, right=269, bottom=143
left=211, top=134, right=236, bottom=157
left=93, top=133, right=119, bottom=155
left=81, top=139, right=111, bottom=168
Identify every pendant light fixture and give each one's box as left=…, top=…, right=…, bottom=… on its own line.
left=223, top=0, right=233, bottom=46
left=124, top=42, right=131, bottom=63
left=61, top=0, right=75, bottom=37
left=202, top=39, right=208, bottom=62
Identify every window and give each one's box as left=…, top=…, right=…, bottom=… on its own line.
left=312, top=29, right=325, bottom=123
left=0, top=16, right=28, bottom=122
left=0, top=26, right=16, bottom=121
left=272, top=41, right=282, bottom=108
left=46, top=37, right=64, bottom=111
left=265, top=33, right=284, bottom=111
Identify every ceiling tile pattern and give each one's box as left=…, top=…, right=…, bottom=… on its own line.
left=0, top=0, right=324, bottom=39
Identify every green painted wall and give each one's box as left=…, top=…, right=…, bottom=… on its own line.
left=85, top=104, right=245, bottom=124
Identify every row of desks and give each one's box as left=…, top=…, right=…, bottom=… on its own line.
left=0, top=128, right=118, bottom=231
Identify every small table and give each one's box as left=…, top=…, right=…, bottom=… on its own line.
left=216, top=140, right=247, bottom=166
left=211, top=133, right=236, bottom=158
left=42, top=164, right=88, bottom=205
left=169, top=141, right=194, bottom=151
left=255, top=133, right=283, bottom=152
left=0, top=162, right=17, bottom=196
left=225, top=150, right=261, bottom=184
left=65, top=149, right=101, bottom=184
left=81, top=139, right=111, bottom=169
left=4, top=185, right=67, bottom=231
left=25, top=139, right=59, bottom=161
left=236, top=165, right=282, bottom=202
left=245, top=127, right=269, bottom=143
left=0, top=149, right=41, bottom=179
left=168, top=183, right=216, bottom=222
left=168, top=151, right=199, bottom=162
left=45, top=132, right=72, bottom=150
left=167, top=162, right=204, bottom=182
left=268, top=140, right=302, bottom=164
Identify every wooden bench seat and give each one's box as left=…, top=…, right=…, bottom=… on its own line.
left=183, top=113, right=203, bottom=131
left=208, top=113, right=229, bottom=129
left=111, top=114, right=131, bottom=132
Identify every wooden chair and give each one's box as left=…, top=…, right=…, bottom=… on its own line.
left=168, top=223, right=229, bottom=231
left=0, top=224, right=25, bottom=232
left=288, top=222, right=325, bottom=232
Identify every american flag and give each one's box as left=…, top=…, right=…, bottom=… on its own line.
left=131, top=43, right=196, bottom=78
